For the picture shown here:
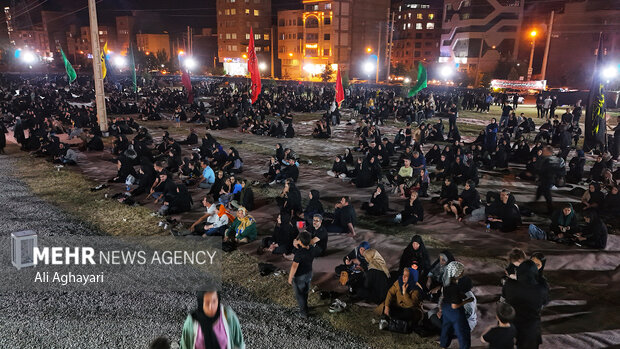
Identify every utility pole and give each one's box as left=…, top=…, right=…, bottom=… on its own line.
left=540, top=10, right=554, bottom=81
left=376, top=20, right=382, bottom=84
left=270, top=26, right=274, bottom=78
left=88, top=0, right=107, bottom=133
left=386, top=11, right=395, bottom=82
left=527, top=30, right=537, bottom=81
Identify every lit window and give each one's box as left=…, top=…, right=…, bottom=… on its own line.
left=99, top=30, right=103, bottom=35
left=403, top=23, right=406, bottom=30
left=255, top=34, right=261, bottom=40
left=232, top=33, right=237, bottom=39
left=254, top=9, right=259, bottom=16
left=325, top=3, right=331, bottom=9
left=231, top=8, right=236, bottom=15
left=408, top=13, right=411, bottom=19
left=225, top=9, right=230, bottom=15
left=398, top=15, right=401, bottom=19
left=245, top=9, right=250, bottom=14
left=256, top=46, right=261, bottom=52
left=417, top=13, right=422, bottom=19
left=416, top=23, right=422, bottom=30
left=226, top=33, right=231, bottom=39
left=264, top=34, right=269, bottom=40
left=232, top=45, right=237, bottom=51
left=426, top=22, right=434, bottom=29
left=230, top=0, right=235, bottom=2
left=246, top=33, right=250, bottom=39
left=428, top=14, right=434, bottom=19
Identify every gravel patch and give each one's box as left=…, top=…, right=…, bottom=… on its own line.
left=0, top=154, right=366, bottom=349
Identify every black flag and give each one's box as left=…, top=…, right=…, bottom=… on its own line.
left=583, top=33, right=607, bottom=152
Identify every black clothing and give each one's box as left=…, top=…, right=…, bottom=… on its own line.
left=398, top=235, right=431, bottom=274
left=483, top=325, right=516, bottom=349
left=293, top=246, right=320, bottom=276
left=401, top=198, right=424, bottom=226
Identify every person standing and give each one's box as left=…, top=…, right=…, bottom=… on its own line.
left=503, top=260, right=549, bottom=349
left=533, top=146, right=555, bottom=213
left=550, top=96, right=558, bottom=119
left=572, top=100, right=582, bottom=126
left=288, top=231, right=321, bottom=318
left=543, top=96, right=552, bottom=119
left=448, top=103, right=458, bottom=134
left=535, top=95, right=544, bottom=118
left=180, top=285, right=245, bottom=349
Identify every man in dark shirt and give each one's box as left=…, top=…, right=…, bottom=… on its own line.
left=288, top=231, right=320, bottom=318
left=307, top=214, right=328, bottom=256
left=326, top=196, right=357, bottom=236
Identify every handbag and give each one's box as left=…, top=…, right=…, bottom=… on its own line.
left=387, top=318, right=412, bottom=334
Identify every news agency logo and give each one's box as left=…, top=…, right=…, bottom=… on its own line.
left=11, top=230, right=38, bottom=270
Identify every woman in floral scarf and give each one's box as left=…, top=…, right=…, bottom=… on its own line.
left=224, top=207, right=257, bottom=243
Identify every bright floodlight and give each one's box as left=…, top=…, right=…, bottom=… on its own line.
left=440, top=65, right=453, bottom=78
left=363, top=61, right=375, bottom=74
left=258, top=62, right=267, bottom=71
left=184, top=57, right=197, bottom=70
left=602, top=65, right=618, bottom=80
left=113, top=55, right=127, bottom=68
left=404, top=77, right=411, bottom=84
left=22, top=51, right=36, bottom=64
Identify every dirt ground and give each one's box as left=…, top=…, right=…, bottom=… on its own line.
left=5, top=103, right=620, bottom=348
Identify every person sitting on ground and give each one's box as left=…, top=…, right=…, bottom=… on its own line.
left=393, top=158, right=414, bottom=198
left=327, top=155, right=348, bottom=179
left=486, top=190, right=521, bottom=232
left=335, top=241, right=370, bottom=293
left=480, top=302, right=517, bottom=349
left=272, top=157, right=299, bottom=184
left=411, top=168, right=430, bottom=197
left=444, top=180, right=481, bottom=221
left=159, top=184, right=193, bottom=216
left=232, top=179, right=254, bottom=211
left=427, top=250, right=456, bottom=302
left=398, top=190, right=424, bottom=226
left=179, top=285, right=245, bottom=349
left=190, top=197, right=220, bottom=235
left=574, top=209, right=608, bottom=249
left=601, top=185, right=620, bottom=217
left=357, top=248, right=391, bottom=304
left=276, top=178, right=302, bottom=217
left=399, top=234, right=432, bottom=277
left=263, top=156, right=280, bottom=183
left=566, top=150, right=586, bottom=183
left=178, top=128, right=198, bottom=145
left=260, top=212, right=297, bottom=255
left=377, top=267, right=424, bottom=330
left=224, top=207, right=257, bottom=243
left=548, top=203, right=578, bottom=241
left=302, top=190, right=324, bottom=226
left=361, top=184, right=390, bottom=216
left=581, top=182, right=604, bottom=210
left=437, top=177, right=459, bottom=207
left=306, top=214, right=328, bottom=256
left=326, top=196, right=357, bottom=236
left=197, top=160, right=216, bottom=190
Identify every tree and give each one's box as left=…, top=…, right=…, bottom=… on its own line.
left=392, top=63, right=407, bottom=77
left=479, top=73, right=492, bottom=88
left=321, top=64, right=334, bottom=82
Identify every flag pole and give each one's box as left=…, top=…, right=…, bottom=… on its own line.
left=88, top=0, right=108, bottom=134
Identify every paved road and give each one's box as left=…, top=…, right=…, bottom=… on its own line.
left=0, top=154, right=365, bottom=349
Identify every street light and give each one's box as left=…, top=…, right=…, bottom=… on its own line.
left=258, top=62, right=267, bottom=71
left=527, top=29, right=537, bottom=80
left=113, top=55, right=127, bottom=68
left=404, top=77, right=411, bottom=84
left=21, top=51, right=36, bottom=64
left=366, top=47, right=372, bottom=53
left=363, top=61, right=375, bottom=76
left=602, top=65, right=618, bottom=82
left=184, top=57, right=198, bottom=71
left=440, top=65, right=453, bottom=79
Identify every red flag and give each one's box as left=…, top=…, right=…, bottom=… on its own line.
left=247, top=27, right=261, bottom=104
left=181, top=70, right=194, bottom=104
left=335, top=66, right=344, bottom=107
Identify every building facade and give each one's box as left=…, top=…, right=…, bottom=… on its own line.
left=66, top=26, right=116, bottom=61
left=277, top=0, right=390, bottom=80
left=136, top=33, right=170, bottom=56
left=116, top=16, right=136, bottom=55
left=390, top=0, right=442, bottom=75
left=439, top=0, right=524, bottom=79
left=544, top=0, right=619, bottom=89
left=216, top=0, right=272, bottom=76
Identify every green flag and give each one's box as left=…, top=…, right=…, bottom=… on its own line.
left=407, top=62, right=427, bottom=97
left=128, top=43, right=137, bottom=93
left=60, top=48, right=76, bottom=83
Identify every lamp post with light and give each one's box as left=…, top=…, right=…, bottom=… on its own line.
left=366, top=47, right=379, bottom=84
left=527, top=30, right=537, bottom=81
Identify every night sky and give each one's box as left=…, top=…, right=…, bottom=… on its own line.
left=0, top=0, right=306, bottom=34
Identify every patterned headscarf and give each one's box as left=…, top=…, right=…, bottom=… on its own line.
left=443, top=261, right=465, bottom=286
left=235, top=207, right=255, bottom=238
